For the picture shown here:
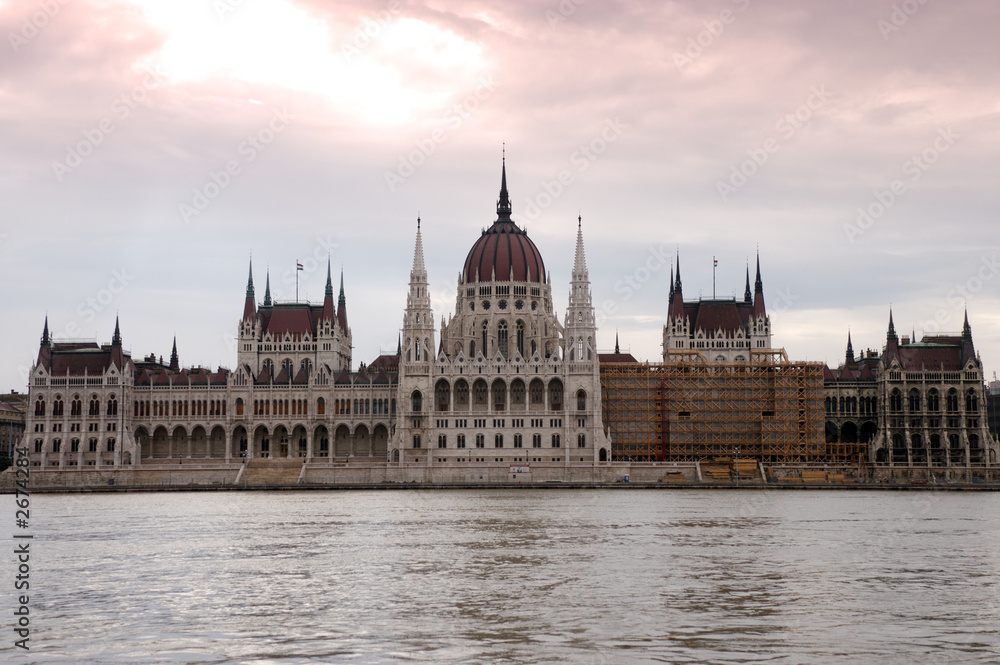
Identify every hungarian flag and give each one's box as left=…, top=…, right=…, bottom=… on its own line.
left=713, top=257, right=718, bottom=267
left=296, top=262, right=304, bottom=271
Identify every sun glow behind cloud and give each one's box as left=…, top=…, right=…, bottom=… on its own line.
left=125, top=0, right=488, bottom=124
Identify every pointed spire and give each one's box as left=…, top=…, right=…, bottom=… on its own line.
left=243, top=259, right=257, bottom=321
left=744, top=265, right=752, bottom=303
left=674, top=251, right=682, bottom=292
left=320, top=257, right=336, bottom=323
left=397, top=334, right=402, bottom=356
left=846, top=331, right=854, bottom=365
left=752, top=252, right=766, bottom=317
left=572, top=215, right=588, bottom=280
left=887, top=308, right=898, bottom=343
left=169, top=336, right=179, bottom=371
left=263, top=271, right=272, bottom=308
left=496, top=148, right=512, bottom=223
left=754, top=252, right=763, bottom=293
left=337, top=267, right=348, bottom=332
left=41, top=315, right=51, bottom=347
left=669, top=265, right=675, bottom=300
left=246, top=259, right=255, bottom=298
left=960, top=308, right=976, bottom=365
left=411, top=216, right=427, bottom=277
left=112, top=316, right=122, bottom=347
left=615, top=331, right=620, bottom=355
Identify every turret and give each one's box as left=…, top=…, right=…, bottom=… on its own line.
left=337, top=268, right=348, bottom=333
left=169, top=336, right=179, bottom=372
left=753, top=253, right=766, bottom=318
left=322, top=259, right=335, bottom=324
left=243, top=259, right=256, bottom=322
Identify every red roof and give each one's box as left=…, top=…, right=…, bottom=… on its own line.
left=463, top=221, right=545, bottom=283
left=897, top=345, right=962, bottom=371
left=45, top=343, right=129, bottom=376
left=260, top=305, right=319, bottom=338
left=599, top=352, right=639, bottom=363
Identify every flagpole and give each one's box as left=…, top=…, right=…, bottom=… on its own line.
left=296, top=259, right=299, bottom=303
left=712, top=256, right=716, bottom=299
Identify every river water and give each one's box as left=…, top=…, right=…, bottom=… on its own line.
left=3, top=489, right=1000, bottom=664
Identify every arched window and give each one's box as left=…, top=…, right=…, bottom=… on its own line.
left=926, top=389, right=939, bottom=411
left=510, top=380, right=525, bottom=406
left=317, top=397, right=325, bottom=415
left=492, top=379, right=507, bottom=411
left=435, top=380, right=450, bottom=411
left=889, top=389, right=902, bottom=412
left=415, top=338, right=421, bottom=361
left=529, top=379, right=544, bottom=406
left=236, top=398, right=245, bottom=416
left=498, top=321, right=508, bottom=359
left=966, top=389, right=978, bottom=412
left=482, top=320, right=488, bottom=357
left=516, top=321, right=524, bottom=357
left=473, top=380, right=488, bottom=408
left=107, top=395, right=118, bottom=416
left=71, top=396, right=82, bottom=417
left=53, top=397, right=64, bottom=417
left=411, top=391, right=422, bottom=412
left=577, top=390, right=587, bottom=411
left=549, top=380, right=563, bottom=410
left=281, top=358, right=293, bottom=377
left=34, top=398, right=45, bottom=417
left=946, top=389, right=959, bottom=412
left=908, top=389, right=920, bottom=412
left=455, top=380, right=469, bottom=408
left=469, top=340, right=476, bottom=358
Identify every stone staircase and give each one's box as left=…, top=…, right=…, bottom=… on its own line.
left=244, top=459, right=304, bottom=486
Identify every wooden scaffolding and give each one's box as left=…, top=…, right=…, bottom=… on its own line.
left=600, top=350, right=825, bottom=463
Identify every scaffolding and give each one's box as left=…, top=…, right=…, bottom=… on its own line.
left=600, top=350, right=825, bottom=463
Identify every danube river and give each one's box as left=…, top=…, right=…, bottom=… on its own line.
left=4, top=490, right=1000, bottom=664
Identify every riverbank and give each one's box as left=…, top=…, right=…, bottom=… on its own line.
left=4, top=459, right=999, bottom=492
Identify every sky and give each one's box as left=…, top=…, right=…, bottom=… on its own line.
left=1, top=0, right=998, bottom=390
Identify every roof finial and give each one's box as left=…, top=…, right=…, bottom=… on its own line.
left=112, top=315, right=122, bottom=347
left=497, top=147, right=512, bottom=222
left=614, top=330, right=620, bottom=355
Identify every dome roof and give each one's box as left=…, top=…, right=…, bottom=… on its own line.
left=462, top=161, right=546, bottom=284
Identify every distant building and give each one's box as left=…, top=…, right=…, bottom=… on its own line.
left=824, top=311, right=996, bottom=468
left=20, top=160, right=610, bottom=469
left=662, top=255, right=773, bottom=362
left=0, top=391, right=26, bottom=460
left=986, top=377, right=1000, bottom=444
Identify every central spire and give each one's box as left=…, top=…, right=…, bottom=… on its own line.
left=496, top=147, right=512, bottom=223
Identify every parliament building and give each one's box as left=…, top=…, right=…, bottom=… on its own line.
left=17, top=162, right=998, bottom=474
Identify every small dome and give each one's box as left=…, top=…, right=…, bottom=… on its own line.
left=462, top=160, right=546, bottom=284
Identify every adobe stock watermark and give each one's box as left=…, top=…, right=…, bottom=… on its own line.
left=8, top=0, right=71, bottom=53
left=878, top=0, right=932, bottom=40
left=520, top=117, right=628, bottom=221
left=51, top=67, right=166, bottom=182
left=546, top=0, right=586, bottom=27
left=213, top=0, right=248, bottom=21
left=716, top=85, right=831, bottom=202
left=179, top=108, right=293, bottom=223
left=843, top=127, right=958, bottom=243
left=384, top=76, right=498, bottom=192
left=914, top=251, right=999, bottom=338
left=341, top=0, right=402, bottom=62
left=674, top=0, right=751, bottom=72
left=17, top=268, right=136, bottom=383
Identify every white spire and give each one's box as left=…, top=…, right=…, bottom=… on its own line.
left=411, top=216, right=427, bottom=280
left=572, top=215, right=588, bottom=281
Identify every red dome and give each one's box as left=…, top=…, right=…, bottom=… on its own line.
left=463, top=220, right=546, bottom=283
left=462, top=159, right=546, bottom=284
